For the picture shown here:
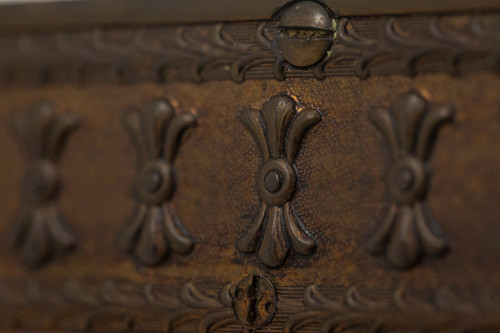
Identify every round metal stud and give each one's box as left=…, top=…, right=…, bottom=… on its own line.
left=388, top=156, right=427, bottom=204
left=141, top=170, right=163, bottom=193
left=23, top=160, right=59, bottom=203
left=258, top=159, right=296, bottom=206
left=136, top=160, right=174, bottom=204
left=264, top=169, right=283, bottom=193
left=277, top=1, right=334, bottom=67
left=395, top=168, right=414, bottom=191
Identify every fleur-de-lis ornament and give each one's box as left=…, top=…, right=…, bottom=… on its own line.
left=237, top=95, right=322, bottom=268
left=366, top=91, right=454, bottom=269
left=9, top=102, right=80, bottom=267
left=120, top=98, right=196, bottom=266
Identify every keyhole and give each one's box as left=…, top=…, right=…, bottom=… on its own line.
left=246, top=275, right=260, bottom=325
left=232, top=274, right=276, bottom=330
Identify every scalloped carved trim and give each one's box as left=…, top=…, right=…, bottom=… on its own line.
left=0, top=14, right=499, bottom=85
left=0, top=278, right=498, bottom=332
left=285, top=284, right=500, bottom=333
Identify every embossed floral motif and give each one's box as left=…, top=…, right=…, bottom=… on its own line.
left=9, top=102, right=80, bottom=267
left=119, top=98, right=196, bottom=266
left=366, top=91, right=454, bottom=268
left=237, top=95, right=322, bottom=268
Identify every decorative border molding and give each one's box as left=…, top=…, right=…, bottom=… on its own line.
left=0, top=278, right=235, bottom=332
left=285, top=284, right=500, bottom=332
left=0, top=14, right=499, bottom=85
left=0, top=277, right=498, bottom=332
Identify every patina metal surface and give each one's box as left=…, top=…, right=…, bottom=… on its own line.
left=0, top=0, right=498, bottom=332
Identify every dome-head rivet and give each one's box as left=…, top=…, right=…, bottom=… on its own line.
left=395, top=168, right=414, bottom=191
left=277, top=1, right=334, bottom=67
left=264, top=169, right=283, bottom=193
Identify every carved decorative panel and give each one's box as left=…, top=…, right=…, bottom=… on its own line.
left=119, top=98, right=196, bottom=266
left=237, top=95, right=321, bottom=268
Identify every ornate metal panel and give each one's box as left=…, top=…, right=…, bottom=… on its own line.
left=0, top=0, right=498, bottom=332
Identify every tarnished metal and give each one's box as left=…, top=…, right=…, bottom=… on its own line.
left=277, top=1, right=334, bottom=67
left=233, top=274, right=276, bottom=330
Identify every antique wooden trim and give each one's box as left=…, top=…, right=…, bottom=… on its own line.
left=0, top=0, right=499, bottom=31
left=0, top=13, right=499, bottom=86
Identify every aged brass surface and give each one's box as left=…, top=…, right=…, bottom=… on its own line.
left=0, top=74, right=498, bottom=332
left=0, top=0, right=499, bottom=332
left=232, top=274, right=276, bottom=329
